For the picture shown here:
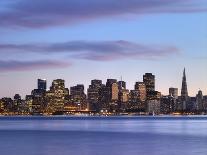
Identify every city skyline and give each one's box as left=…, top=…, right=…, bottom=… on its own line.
left=0, top=0, right=207, bottom=97
left=0, top=68, right=206, bottom=99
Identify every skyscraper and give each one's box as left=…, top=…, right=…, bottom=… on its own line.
left=118, top=81, right=126, bottom=90
left=106, top=79, right=119, bottom=102
left=169, top=87, right=178, bottom=99
left=180, top=68, right=189, bottom=110
left=49, top=79, right=66, bottom=112
left=134, top=82, right=146, bottom=102
left=196, top=90, right=204, bottom=111
left=87, top=79, right=102, bottom=111
left=181, top=68, right=188, bottom=99
left=70, top=84, right=87, bottom=110
left=143, top=73, right=155, bottom=93
left=38, top=79, right=47, bottom=90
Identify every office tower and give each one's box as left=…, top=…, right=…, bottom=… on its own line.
left=70, top=84, right=87, bottom=110
left=31, top=88, right=46, bottom=114
left=180, top=68, right=189, bottom=110
left=196, top=90, right=204, bottom=111
left=38, top=79, right=47, bottom=90
left=49, top=79, right=66, bottom=112
left=13, top=94, right=22, bottom=113
left=147, top=100, right=160, bottom=115
left=135, top=82, right=146, bottom=102
left=169, top=87, right=178, bottom=99
left=118, top=81, right=126, bottom=90
left=106, top=79, right=119, bottom=102
left=106, top=79, right=117, bottom=87
left=119, top=89, right=129, bottom=104
left=25, top=95, right=33, bottom=113
left=181, top=68, right=188, bottom=99
left=143, top=73, right=155, bottom=92
left=111, top=83, right=119, bottom=101
left=160, top=95, right=176, bottom=114
left=91, top=79, right=102, bottom=87
left=87, top=80, right=102, bottom=111
left=99, top=84, right=110, bottom=111
left=0, top=98, right=13, bottom=113
left=146, top=91, right=161, bottom=100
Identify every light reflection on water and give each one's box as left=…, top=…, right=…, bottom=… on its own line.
left=0, top=116, right=207, bottom=155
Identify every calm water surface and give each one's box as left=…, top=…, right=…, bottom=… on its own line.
left=0, top=116, right=207, bottom=155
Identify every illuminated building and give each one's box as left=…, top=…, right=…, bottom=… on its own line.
left=160, top=95, right=176, bottom=114
left=49, top=79, right=66, bottom=112
left=87, top=79, right=102, bottom=111
left=169, top=87, right=178, bottom=99
left=196, top=90, right=204, bottom=111
left=13, top=94, right=22, bottom=113
left=38, top=79, right=47, bottom=90
left=118, top=89, right=129, bottom=111
left=143, top=73, right=155, bottom=92
left=106, top=79, right=119, bottom=102
left=134, top=82, right=146, bottom=102
left=31, top=88, right=46, bottom=114
left=0, top=98, right=13, bottom=113
left=118, top=81, right=126, bottom=90
left=147, top=100, right=160, bottom=115
left=180, top=68, right=189, bottom=110
left=25, top=95, right=33, bottom=113
left=70, top=84, right=87, bottom=110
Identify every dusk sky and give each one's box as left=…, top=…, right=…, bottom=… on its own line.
left=0, top=0, right=207, bottom=98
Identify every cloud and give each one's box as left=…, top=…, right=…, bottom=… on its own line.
left=0, top=40, right=180, bottom=61
left=0, top=60, right=71, bottom=72
left=0, top=0, right=206, bottom=28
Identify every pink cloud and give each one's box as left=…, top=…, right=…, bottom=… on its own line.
left=0, top=0, right=206, bottom=28
left=0, top=60, right=71, bottom=72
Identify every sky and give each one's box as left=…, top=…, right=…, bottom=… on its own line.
left=0, top=0, right=207, bottom=98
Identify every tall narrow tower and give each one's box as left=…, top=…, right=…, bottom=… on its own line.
left=180, top=68, right=188, bottom=110
left=181, top=68, right=188, bottom=99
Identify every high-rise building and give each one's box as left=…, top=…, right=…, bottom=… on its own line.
left=180, top=68, right=189, bottom=110
left=49, top=79, right=66, bottom=112
left=38, top=79, right=47, bottom=90
left=111, top=83, right=119, bottom=101
left=87, top=80, right=102, bottom=111
left=181, top=68, right=188, bottom=100
left=70, top=84, right=87, bottom=110
left=106, top=79, right=119, bottom=102
left=147, top=100, right=160, bottom=115
left=134, top=82, right=146, bottom=102
left=160, top=95, right=176, bottom=114
left=196, top=90, right=204, bottom=111
left=118, top=81, right=126, bottom=90
left=13, top=94, right=22, bottom=113
left=169, top=87, right=178, bottom=99
left=143, top=73, right=155, bottom=93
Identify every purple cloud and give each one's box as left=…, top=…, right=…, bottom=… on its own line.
left=0, top=40, right=180, bottom=61
left=0, top=60, right=71, bottom=72
left=0, top=0, right=206, bottom=28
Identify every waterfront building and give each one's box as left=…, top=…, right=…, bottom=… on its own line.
left=87, top=79, right=102, bottom=111
left=147, top=99, right=160, bottom=115
left=196, top=90, right=204, bottom=111
left=70, top=84, right=87, bottom=110
left=160, top=95, right=176, bottom=114
left=49, top=79, right=66, bottom=112
left=38, top=79, right=47, bottom=90
left=180, top=68, right=189, bottom=111
left=169, top=87, right=178, bottom=99
left=143, top=73, right=155, bottom=92
left=118, top=81, right=126, bottom=90
left=134, top=82, right=146, bottom=102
